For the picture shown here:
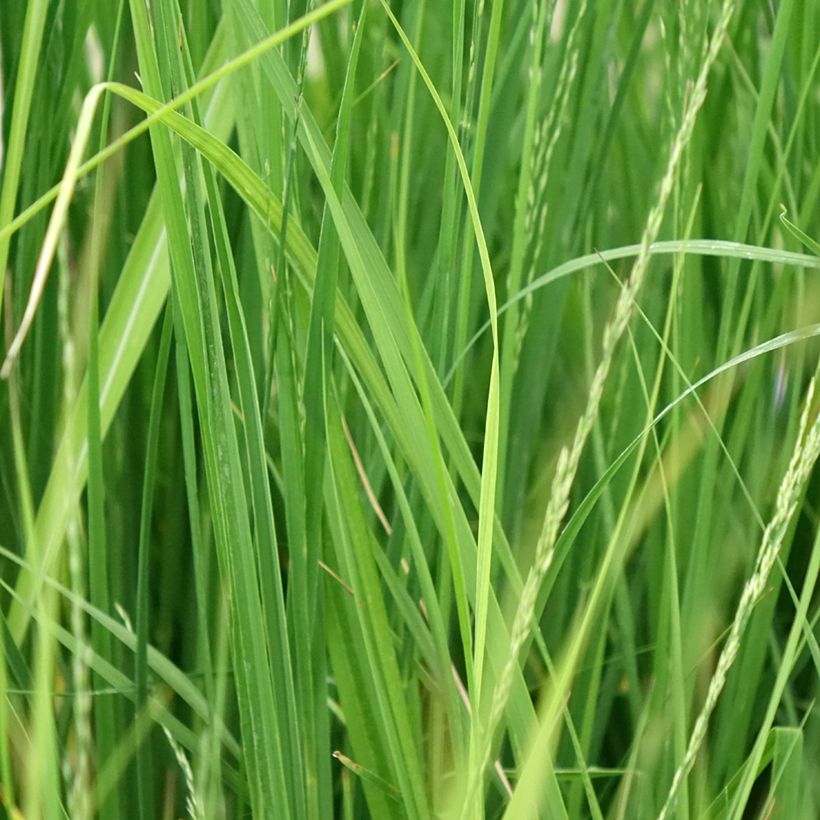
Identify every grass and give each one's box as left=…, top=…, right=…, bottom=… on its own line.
left=0, top=0, right=818, bottom=817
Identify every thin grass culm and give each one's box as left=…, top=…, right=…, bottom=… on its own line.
left=659, top=373, right=820, bottom=819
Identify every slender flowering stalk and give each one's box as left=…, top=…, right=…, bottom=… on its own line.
left=658, top=375, right=819, bottom=819
left=469, top=0, right=738, bottom=801
left=60, top=250, right=92, bottom=820
left=163, top=726, right=206, bottom=820
left=514, top=0, right=586, bottom=369
left=460, top=0, right=487, bottom=137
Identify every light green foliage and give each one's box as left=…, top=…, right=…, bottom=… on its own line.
left=0, top=0, right=818, bottom=817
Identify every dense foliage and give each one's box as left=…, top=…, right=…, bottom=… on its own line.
left=0, top=0, right=818, bottom=817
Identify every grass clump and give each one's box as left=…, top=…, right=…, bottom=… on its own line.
left=0, top=0, right=818, bottom=817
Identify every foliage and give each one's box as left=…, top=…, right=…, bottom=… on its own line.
left=0, top=0, right=818, bottom=817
